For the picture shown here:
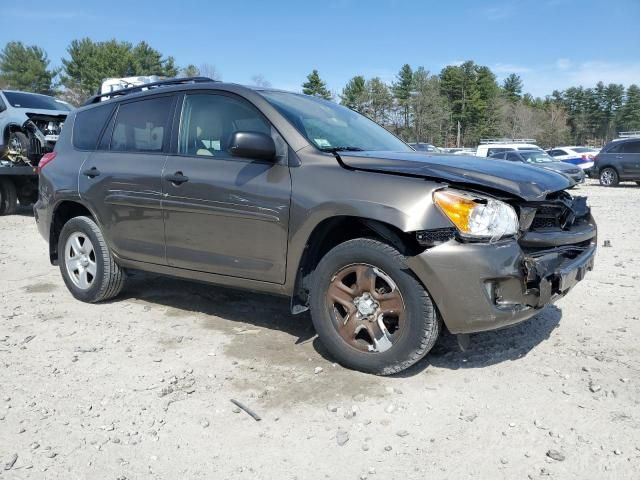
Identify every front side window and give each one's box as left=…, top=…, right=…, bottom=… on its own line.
left=622, top=141, right=640, bottom=154
left=506, top=152, right=521, bottom=162
left=260, top=91, right=411, bottom=152
left=111, top=96, right=173, bottom=153
left=178, top=94, right=271, bottom=157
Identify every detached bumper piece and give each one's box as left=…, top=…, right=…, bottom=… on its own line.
left=408, top=191, right=596, bottom=334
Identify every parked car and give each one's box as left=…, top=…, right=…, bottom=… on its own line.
left=408, top=142, right=440, bottom=153
left=34, top=78, right=597, bottom=374
left=0, top=90, right=71, bottom=215
left=489, top=150, right=585, bottom=184
left=593, top=136, right=640, bottom=187
left=475, top=139, right=543, bottom=157
left=546, top=146, right=599, bottom=174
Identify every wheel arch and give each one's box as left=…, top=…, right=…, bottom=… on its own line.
left=289, top=215, right=424, bottom=314
left=49, top=199, right=100, bottom=264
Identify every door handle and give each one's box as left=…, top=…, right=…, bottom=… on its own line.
left=82, top=166, right=100, bottom=178
left=165, top=171, right=189, bottom=185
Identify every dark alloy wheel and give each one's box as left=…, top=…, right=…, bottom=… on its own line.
left=310, top=238, right=440, bottom=375
left=326, top=263, right=405, bottom=353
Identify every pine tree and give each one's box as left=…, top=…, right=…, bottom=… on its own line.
left=502, top=73, right=523, bottom=102
left=620, top=84, right=640, bottom=131
left=392, top=64, right=414, bottom=130
left=302, top=70, right=332, bottom=99
left=340, top=75, right=367, bottom=112
left=0, top=41, right=56, bottom=94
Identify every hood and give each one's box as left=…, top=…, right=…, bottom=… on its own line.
left=24, top=109, right=69, bottom=119
left=537, top=161, right=579, bottom=173
left=338, top=151, right=573, bottom=201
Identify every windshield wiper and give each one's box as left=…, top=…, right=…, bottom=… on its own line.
left=321, top=146, right=365, bottom=153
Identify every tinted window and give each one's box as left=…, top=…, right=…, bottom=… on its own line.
left=606, top=143, right=622, bottom=153
left=506, top=152, right=522, bottom=162
left=622, top=141, right=640, bottom=154
left=0, top=95, right=5, bottom=112
left=548, top=149, right=565, bottom=157
left=73, top=104, right=115, bottom=150
left=178, top=94, right=271, bottom=157
left=111, top=96, right=173, bottom=152
left=3, top=91, right=72, bottom=111
left=489, top=152, right=505, bottom=159
left=572, top=147, right=597, bottom=153
left=487, top=147, right=511, bottom=155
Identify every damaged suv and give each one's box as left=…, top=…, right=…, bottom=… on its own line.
left=34, top=78, right=597, bottom=374
left=0, top=90, right=70, bottom=163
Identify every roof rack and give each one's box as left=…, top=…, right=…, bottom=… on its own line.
left=479, top=138, right=537, bottom=144
left=84, top=77, right=215, bottom=105
left=618, top=131, right=640, bottom=138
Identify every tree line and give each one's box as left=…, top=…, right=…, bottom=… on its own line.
left=1, top=40, right=639, bottom=147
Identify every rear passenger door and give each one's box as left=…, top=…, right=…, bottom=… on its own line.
left=78, top=94, right=177, bottom=264
left=162, top=92, right=291, bottom=284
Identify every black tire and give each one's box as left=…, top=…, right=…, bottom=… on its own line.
left=7, top=131, right=29, bottom=160
left=58, top=216, right=125, bottom=303
left=0, top=178, right=18, bottom=216
left=599, top=167, right=619, bottom=187
left=309, top=238, right=440, bottom=375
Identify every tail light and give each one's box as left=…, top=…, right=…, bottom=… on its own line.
left=37, top=152, right=57, bottom=173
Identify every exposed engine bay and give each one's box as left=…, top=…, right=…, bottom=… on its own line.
left=4, top=113, right=66, bottom=166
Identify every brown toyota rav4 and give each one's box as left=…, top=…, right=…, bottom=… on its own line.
left=34, top=78, right=597, bottom=374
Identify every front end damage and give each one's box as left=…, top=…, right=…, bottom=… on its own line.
left=408, top=191, right=596, bottom=334
left=4, top=113, right=65, bottom=166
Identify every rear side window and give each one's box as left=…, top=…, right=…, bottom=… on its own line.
left=506, top=152, right=521, bottom=162
left=622, top=141, right=640, bottom=154
left=548, top=149, right=565, bottom=157
left=487, top=147, right=510, bottom=156
left=111, top=96, right=173, bottom=153
left=73, top=104, right=115, bottom=150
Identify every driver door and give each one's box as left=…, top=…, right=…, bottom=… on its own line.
left=162, top=92, right=292, bottom=283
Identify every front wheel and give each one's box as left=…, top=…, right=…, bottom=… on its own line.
left=58, top=216, right=126, bottom=302
left=599, top=167, right=619, bottom=187
left=309, top=238, right=440, bottom=375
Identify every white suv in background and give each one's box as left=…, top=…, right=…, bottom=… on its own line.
left=475, top=138, right=543, bottom=157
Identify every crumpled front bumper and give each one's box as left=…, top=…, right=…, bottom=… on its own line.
left=407, top=228, right=596, bottom=334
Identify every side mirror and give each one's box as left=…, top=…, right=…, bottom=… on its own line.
left=229, top=131, right=276, bottom=161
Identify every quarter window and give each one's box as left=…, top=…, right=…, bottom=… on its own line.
left=178, top=94, right=271, bottom=157
left=73, top=104, right=115, bottom=150
left=111, top=96, right=173, bottom=153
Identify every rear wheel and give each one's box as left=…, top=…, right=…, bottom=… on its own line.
left=599, top=167, right=619, bottom=187
left=310, top=238, right=440, bottom=375
left=58, top=216, right=126, bottom=302
left=0, top=178, right=18, bottom=216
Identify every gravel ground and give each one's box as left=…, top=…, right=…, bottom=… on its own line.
left=1, top=181, right=639, bottom=479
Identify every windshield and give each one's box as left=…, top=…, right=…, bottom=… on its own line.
left=259, top=91, right=411, bottom=152
left=520, top=151, right=556, bottom=163
left=572, top=147, right=597, bottom=153
left=2, top=91, right=72, bottom=111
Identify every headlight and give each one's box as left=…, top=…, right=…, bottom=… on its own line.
left=433, top=189, right=519, bottom=241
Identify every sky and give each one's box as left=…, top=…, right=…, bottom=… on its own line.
left=2, top=0, right=639, bottom=97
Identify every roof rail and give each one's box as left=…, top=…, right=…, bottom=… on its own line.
left=84, top=77, right=215, bottom=105
left=479, top=138, right=537, bottom=144
left=618, top=131, right=640, bottom=138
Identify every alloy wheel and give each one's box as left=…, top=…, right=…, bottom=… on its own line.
left=326, top=264, right=405, bottom=353
left=64, top=232, right=97, bottom=290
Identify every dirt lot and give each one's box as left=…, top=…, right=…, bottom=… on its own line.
left=1, top=181, right=639, bottom=479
